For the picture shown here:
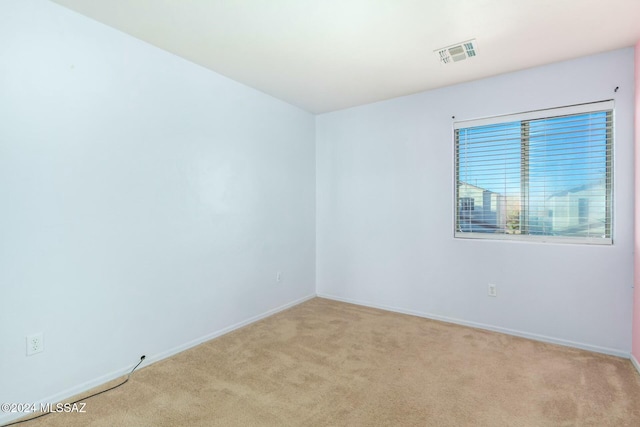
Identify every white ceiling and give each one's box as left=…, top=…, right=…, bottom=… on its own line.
left=50, top=0, right=640, bottom=114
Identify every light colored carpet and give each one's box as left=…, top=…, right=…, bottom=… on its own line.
left=15, top=298, right=640, bottom=426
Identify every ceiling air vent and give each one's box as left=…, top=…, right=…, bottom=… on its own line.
left=435, top=39, right=478, bottom=64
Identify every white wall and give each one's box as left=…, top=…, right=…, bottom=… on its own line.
left=0, top=0, right=315, bottom=416
left=316, top=48, right=635, bottom=356
left=633, top=40, right=640, bottom=366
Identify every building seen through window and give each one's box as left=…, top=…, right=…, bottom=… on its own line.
left=455, top=102, right=612, bottom=243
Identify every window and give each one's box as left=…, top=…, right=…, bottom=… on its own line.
left=455, top=101, right=613, bottom=244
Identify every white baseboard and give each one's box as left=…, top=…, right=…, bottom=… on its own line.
left=0, top=294, right=316, bottom=426
left=631, top=354, right=640, bottom=375
left=0, top=363, right=138, bottom=426
left=317, top=293, right=630, bottom=359
left=147, top=293, right=316, bottom=365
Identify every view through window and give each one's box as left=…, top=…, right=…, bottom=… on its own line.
left=454, top=101, right=613, bottom=244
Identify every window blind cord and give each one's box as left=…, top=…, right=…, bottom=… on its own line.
left=0, top=355, right=146, bottom=427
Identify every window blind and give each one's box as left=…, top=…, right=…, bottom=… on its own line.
left=454, top=100, right=613, bottom=244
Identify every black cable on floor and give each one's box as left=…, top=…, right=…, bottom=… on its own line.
left=1, top=355, right=146, bottom=427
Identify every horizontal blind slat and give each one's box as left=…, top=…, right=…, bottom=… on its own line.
left=455, top=104, right=612, bottom=243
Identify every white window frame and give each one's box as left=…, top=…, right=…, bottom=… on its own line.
left=453, top=100, right=614, bottom=245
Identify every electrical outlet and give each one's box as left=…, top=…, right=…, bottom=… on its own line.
left=26, top=333, right=44, bottom=356
left=276, top=271, right=282, bottom=282
left=488, top=284, right=497, bottom=297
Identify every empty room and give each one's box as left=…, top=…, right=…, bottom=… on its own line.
left=2, top=0, right=640, bottom=425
